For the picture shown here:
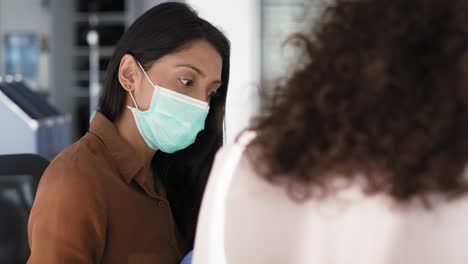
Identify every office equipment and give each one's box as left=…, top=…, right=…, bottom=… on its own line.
left=0, top=154, right=49, bottom=264
left=3, top=33, right=40, bottom=83
left=0, top=78, right=72, bottom=159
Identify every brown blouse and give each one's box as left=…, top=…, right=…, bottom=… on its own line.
left=27, top=112, right=182, bottom=264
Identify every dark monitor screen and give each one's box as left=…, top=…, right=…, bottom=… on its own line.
left=0, top=175, right=33, bottom=264
left=0, top=175, right=34, bottom=208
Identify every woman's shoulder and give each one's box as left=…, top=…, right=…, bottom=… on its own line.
left=217, top=131, right=257, bottom=158
left=199, top=132, right=468, bottom=264
left=32, top=136, right=110, bottom=217
left=40, top=135, right=111, bottom=193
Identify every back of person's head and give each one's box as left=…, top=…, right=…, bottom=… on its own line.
left=250, top=0, right=468, bottom=202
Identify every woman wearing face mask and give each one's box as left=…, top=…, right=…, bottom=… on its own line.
left=27, top=2, right=230, bottom=264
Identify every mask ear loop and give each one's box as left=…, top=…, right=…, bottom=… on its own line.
left=137, top=61, right=157, bottom=87
left=129, top=60, right=157, bottom=111
left=128, top=90, right=140, bottom=110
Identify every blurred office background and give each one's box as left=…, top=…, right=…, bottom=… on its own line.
left=0, top=0, right=316, bottom=155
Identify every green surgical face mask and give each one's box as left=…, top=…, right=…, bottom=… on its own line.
left=127, top=61, right=209, bottom=153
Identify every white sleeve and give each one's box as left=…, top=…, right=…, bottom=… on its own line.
left=192, top=133, right=255, bottom=264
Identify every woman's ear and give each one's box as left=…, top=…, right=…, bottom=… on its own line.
left=118, top=54, right=139, bottom=92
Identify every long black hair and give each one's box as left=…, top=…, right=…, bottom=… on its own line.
left=98, top=2, right=230, bottom=249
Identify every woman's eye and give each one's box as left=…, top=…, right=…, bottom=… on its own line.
left=179, top=78, right=194, bottom=87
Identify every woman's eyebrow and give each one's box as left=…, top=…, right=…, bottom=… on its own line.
left=176, top=64, right=222, bottom=84
left=176, top=64, right=205, bottom=76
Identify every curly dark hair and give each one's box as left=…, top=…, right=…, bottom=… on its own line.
left=250, top=0, right=468, bottom=202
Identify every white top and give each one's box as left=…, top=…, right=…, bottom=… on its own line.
left=193, top=133, right=468, bottom=264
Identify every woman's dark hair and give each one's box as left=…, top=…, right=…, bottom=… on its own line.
left=98, top=2, right=230, bottom=249
left=250, top=0, right=468, bottom=203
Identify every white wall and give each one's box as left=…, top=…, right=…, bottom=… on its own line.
left=262, top=0, right=318, bottom=83
left=185, top=0, right=262, bottom=143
